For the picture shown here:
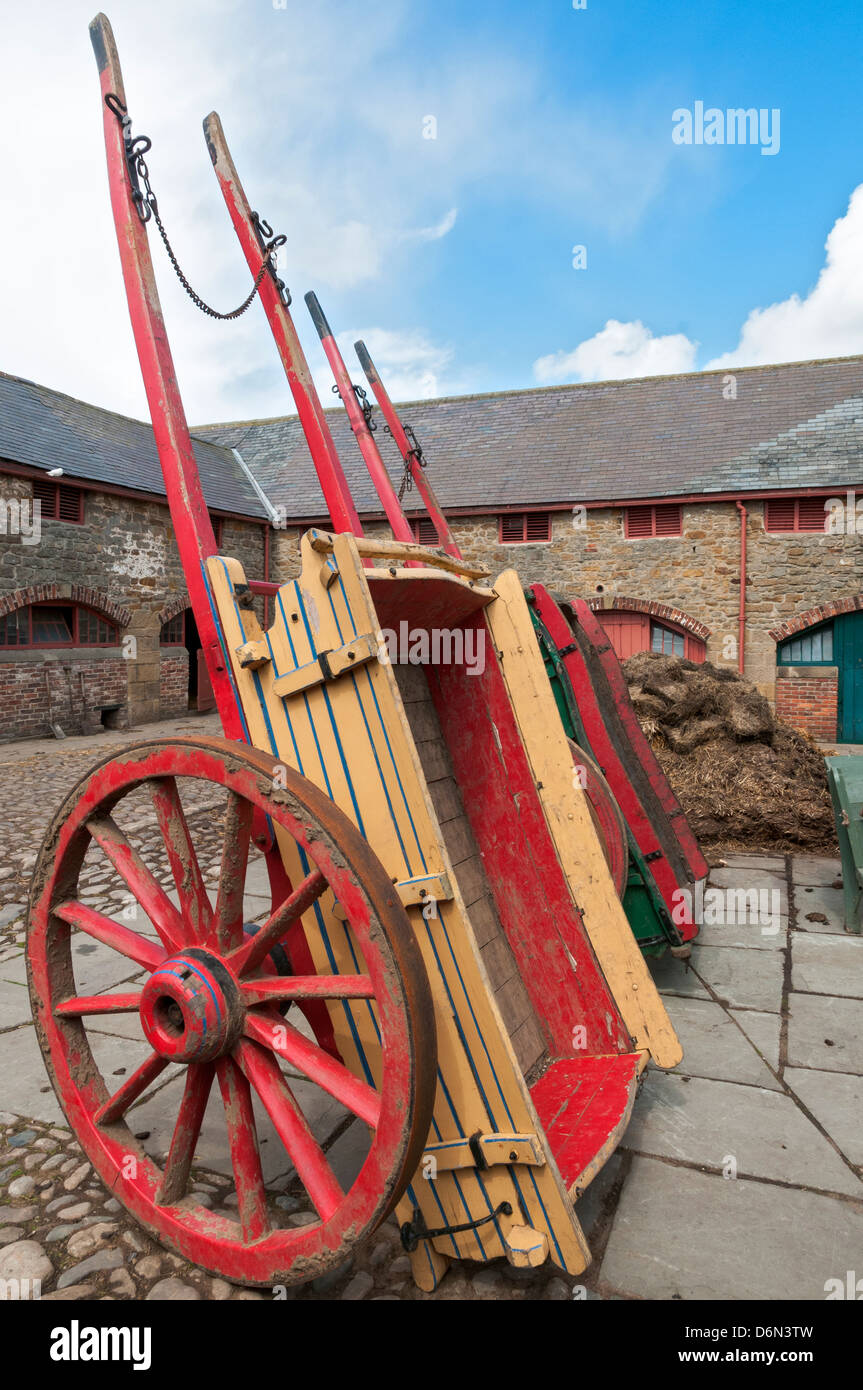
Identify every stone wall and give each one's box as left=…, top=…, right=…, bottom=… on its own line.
left=213, top=501, right=863, bottom=742
left=0, top=467, right=266, bottom=733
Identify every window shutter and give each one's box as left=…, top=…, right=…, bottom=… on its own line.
left=500, top=514, right=525, bottom=542
left=797, top=496, right=828, bottom=532
left=764, top=498, right=797, bottom=531
left=413, top=517, right=439, bottom=546
left=654, top=504, right=682, bottom=536
left=525, top=512, right=551, bottom=541
left=58, top=486, right=82, bottom=522
left=625, top=506, right=654, bottom=538
left=32, top=478, right=57, bottom=516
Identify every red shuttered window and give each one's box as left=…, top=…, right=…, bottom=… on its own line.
left=498, top=512, right=552, bottom=543
left=411, top=517, right=439, bottom=546
left=624, top=504, right=682, bottom=538
left=32, top=479, right=84, bottom=523
left=764, top=497, right=829, bottom=532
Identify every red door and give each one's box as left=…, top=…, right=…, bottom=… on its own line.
left=600, top=612, right=650, bottom=659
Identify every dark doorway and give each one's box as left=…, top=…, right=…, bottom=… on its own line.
left=185, top=607, right=202, bottom=708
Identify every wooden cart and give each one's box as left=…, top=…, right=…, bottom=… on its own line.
left=25, top=14, right=682, bottom=1293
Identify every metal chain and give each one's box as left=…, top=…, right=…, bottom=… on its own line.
left=105, top=93, right=284, bottom=321
left=394, top=424, right=426, bottom=501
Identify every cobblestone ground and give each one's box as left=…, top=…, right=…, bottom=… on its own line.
left=0, top=718, right=591, bottom=1302
left=2, top=721, right=861, bottom=1302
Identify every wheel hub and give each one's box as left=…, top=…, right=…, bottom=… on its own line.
left=139, top=947, right=243, bottom=1063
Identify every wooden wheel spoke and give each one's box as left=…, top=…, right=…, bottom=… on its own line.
left=212, top=792, right=254, bottom=953
left=237, top=1039, right=343, bottom=1223
left=228, top=869, right=327, bottom=977
left=55, top=992, right=141, bottom=1017
left=86, top=815, right=185, bottom=952
left=156, top=1062, right=215, bottom=1206
left=244, top=1012, right=380, bottom=1129
left=94, top=1051, right=168, bottom=1126
left=150, top=777, right=213, bottom=944
left=216, top=1056, right=269, bottom=1243
left=54, top=901, right=166, bottom=973
left=240, top=974, right=374, bottom=1005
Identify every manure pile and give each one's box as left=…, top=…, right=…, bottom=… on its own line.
left=621, top=652, right=837, bottom=853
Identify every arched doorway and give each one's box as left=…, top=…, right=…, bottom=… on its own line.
left=775, top=609, right=863, bottom=741
left=590, top=600, right=708, bottom=664
left=159, top=606, right=214, bottom=713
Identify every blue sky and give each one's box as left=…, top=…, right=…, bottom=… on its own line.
left=1, top=0, right=862, bottom=422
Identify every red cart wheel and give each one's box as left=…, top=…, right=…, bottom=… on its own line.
left=27, top=737, right=436, bottom=1287
left=568, top=738, right=629, bottom=897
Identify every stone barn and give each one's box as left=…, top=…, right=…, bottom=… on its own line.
left=1, top=353, right=862, bottom=744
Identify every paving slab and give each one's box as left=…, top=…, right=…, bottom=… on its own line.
left=622, top=1073, right=862, bottom=1196
left=574, top=1151, right=625, bottom=1245
left=792, top=932, right=863, bottom=998
left=791, top=856, right=843, bottom=888
left=729, top=1009, right=782, bottom=1072
left=716, top=854, right=786, bottom=873
left=660, top=996, right=780, bottom=1089
left=325, top=1120, right=372, bottom=1191
left=693, top=917, right=788, bottom=951
left=784, top=1068, right=863, bottom=1165
left=600, top=1155, right=863, bottom=1301
left=787, top=993, right=863, bottom=1075
left=793, top=884, right=849, bottom=934
left=0, top=978, right=32, bottom=1030
left=0, top=1027, right=64, bottom=1123
left=708, top=867, right=788, bottom=916
left=69, top=937, right=143, bottom=996
left=687, top=944, right=785, bottom=1012
left=647, top=954, right=710, bottom=999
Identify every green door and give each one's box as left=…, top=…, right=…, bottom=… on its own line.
left=837, top=611, right=863, bottom=742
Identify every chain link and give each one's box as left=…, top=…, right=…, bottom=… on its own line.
left=105, top=93, right=284, bottom=321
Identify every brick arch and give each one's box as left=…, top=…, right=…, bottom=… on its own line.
left=157, top=594, right=192, bottom=626
left=769, top=595, right=863, bottom=642
left=587, top=595, right=711, bottom=640
left=0, top=584, right=131, bottom=628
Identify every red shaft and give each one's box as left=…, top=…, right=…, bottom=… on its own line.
left=354, top=340, right=462, bottom=559
left=204, top=113, right=363, bottom=539
left=304, top=294, right=420, bottom=560
left=89, top=15, right=244, bottom=742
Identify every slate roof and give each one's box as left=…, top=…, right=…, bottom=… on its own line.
left=196, top=355, right=863, bottom=520
left=0, top=372, right=269, bottom=519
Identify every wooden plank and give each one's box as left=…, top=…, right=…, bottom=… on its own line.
left=206, top=538, right=593, bottom=1275
left=572, top=598, right=708, bottom=883
left=486, top=571, right=683, bottom=1069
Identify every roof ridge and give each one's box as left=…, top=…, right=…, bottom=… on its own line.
left=191, top=351, right=863, bottom=431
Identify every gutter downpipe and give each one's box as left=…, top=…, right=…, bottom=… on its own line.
left=736, top=500, right=747, bottom=674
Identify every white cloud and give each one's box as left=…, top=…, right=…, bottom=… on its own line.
left=706, top=184, right=863, bottom=369
left=534, top=319, right=698, bottom=384
left=0, top=0, right=680, bottom=426
left=533, top=185, right=863, bottom=388
left=400, top=208, right=458, bottom=244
